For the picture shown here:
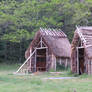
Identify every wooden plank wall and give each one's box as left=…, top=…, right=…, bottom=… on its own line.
left=88, top=59, right=92, bottom=75
left=51, top=54, right=56, bottom=71
left=91, top=60, right=92, bottom=75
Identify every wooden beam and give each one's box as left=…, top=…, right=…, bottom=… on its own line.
left=36, top=41, right=41, bottom=48
left=76, top=47, right=79, bottom=74
left=54, top=56, right=56, bottom=71
left=86, top=45, right=92, bottom=48
left=91, top=60, right=92, bottom=75
left=42, top=41, right=47, bottom=47
left=35, top=50, right=37, bottom=72
left=76, top=26, right=86, bottom=44
left=36, top=37, right=47, bottom=48
left=15, top=49, right=36, bottom=74
left=77, top=46, right=84, bottom=49
left=36, top=47, right=48, bottom=49
left=30, top=48, right=32, bottom=71
left=65, top=59, right=68, bottom=68
left=41, top=37, right=42, bottom=47
left=46, top=48, right=48, bottom=71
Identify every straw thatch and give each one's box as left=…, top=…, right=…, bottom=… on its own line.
left=25, top=28, right=71, bottom=59
left=71, top=26, right=92, bottom=74
left=72, top=27, right=92, bottom=59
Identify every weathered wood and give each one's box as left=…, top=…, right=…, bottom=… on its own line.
left=85, top=45, right=92, bottom=48
left=36, top=47, right=48, bottom=49
left=15, top=49, right=36, bottom=74
left=65, top=59, right=68, bottom=68
left=41, top=37, right=42, bottom=47
left=46, top=48, right=48, bottom=71
left=76, top=47, right=79, bottom=74
left=76, top=26, right=86, bottom=44
left=55, top=56, right=56, bottom=71
left=91, top=61, right=92, bottom=74
left=29, top=48, right=32, bottom=71
left=88, top=60, right=91, bottom=75
left=37, top=55, right=46, bottom=57
left=35, top=50, right=37, bottom=72
left=20, top=28, right=71, bottom=74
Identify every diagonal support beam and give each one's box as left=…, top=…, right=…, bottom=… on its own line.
left=76, top=26, right=86, bottom=45
left=15, top=49, right=36, bottom=74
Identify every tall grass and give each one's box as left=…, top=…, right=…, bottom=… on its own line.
left=0, top=64, right=92, bottom=92
left=0, top=63, right=19, bottom=71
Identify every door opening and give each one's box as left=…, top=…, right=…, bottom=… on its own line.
left=36, top=48, right=46, bottom=72
left=77, top=47, right=85, bottom=75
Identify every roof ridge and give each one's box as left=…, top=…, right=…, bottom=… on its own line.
left=76, top=26, right=86, bottom=44
left=40, top=27, right=66, bottom=37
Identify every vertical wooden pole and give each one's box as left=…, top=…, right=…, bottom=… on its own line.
left=41, top=37, right=42, bottom=47
left=30, top=48, right=32, bottom=71
left=59, top=58, right=61, bottom=65
left=55, top=57, right=56, bottom=71
left=89, top=60, right=91, bottom=75
left=88, top=60, right=89, bottom=75
left=88, top=60, right=91, bottom=75
left=35, top=49, right=37, bottom=72
left=91, top=59, right=92, bottom=75
left=46, top=48, right=48, bottom=71
left=77, top=47, right=79, bottom=74
left=65, top=59, right=68, bottom=68
left=90, top=59, right=91, bottom=75
left=90, top=60, right=91, bottom=75
left=88, top=60, right=90, bottom=75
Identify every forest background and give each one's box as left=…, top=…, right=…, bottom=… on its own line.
left=0, top=0, right=92, bottom=63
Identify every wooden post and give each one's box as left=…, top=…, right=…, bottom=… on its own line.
left=55, top=58, right=56, bottom=71
left=35, top=49, right=37, bottom=72
left=30, top=48, right=32, bottom=71
left=88, top=60, right=89, bottom=75
left=88, top=60, right=91, bottom=75
left=90, top=60, right=91, bottom=75
left=91, top=59, right=92, bottom=75
left=53, top=55, right=56, bottom=71
left=51, top=54, right=56, bottom=71
left=41, top=37, right=42, bottom=47
left=46, top=48, right=48, bottom=71
left=77, top=47, right=79, bottom=74
left=65, top=59, right=68, bottom=68
left=88, top=60, right=90, bottom=75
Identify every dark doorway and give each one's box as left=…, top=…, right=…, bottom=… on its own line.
left=77, top=48, right=85, bottom=74
left=36, top=48, right=46, bottom=72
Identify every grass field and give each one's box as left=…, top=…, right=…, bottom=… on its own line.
left=0, top=64, right=92, bottom=92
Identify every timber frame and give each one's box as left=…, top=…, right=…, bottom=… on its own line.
left=71, top=26, right=92, bottom=75
left=15, top=37, right=48, bottom=74
left=15, top=28, right=71, bottom=75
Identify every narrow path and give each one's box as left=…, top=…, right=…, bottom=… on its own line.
left=44, top=77, right=76, bottom=80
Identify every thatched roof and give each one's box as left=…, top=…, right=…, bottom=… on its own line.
left=71, top=26, right=92, bottom=59
left=25, top=28, right=71, bottom=58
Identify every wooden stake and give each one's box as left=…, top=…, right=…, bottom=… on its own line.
left=46, top=48, right=48, bottom=71
left=35, top=49, right=37, bottom=72
left=41, top=37, right=42, bottom=47
left=15, top=49, right=36, bottom=74
left=77, top=47, right=79, bottom=74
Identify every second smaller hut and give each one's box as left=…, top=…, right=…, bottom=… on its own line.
left=71, top=26, right=92, bottom=75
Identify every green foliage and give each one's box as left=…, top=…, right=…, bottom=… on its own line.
left=2, top=29, right=31, bottom=42
left=0, top=0, right=92, bottom=41
left=0, top=0, right=92, bottom=63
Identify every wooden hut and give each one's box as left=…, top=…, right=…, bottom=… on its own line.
left=15, top=28, right=71, bottom=74
left=71, top=26, right=92, bottom=75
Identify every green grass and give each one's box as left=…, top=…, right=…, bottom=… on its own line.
left=0, top=63, right=92, bottom=92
